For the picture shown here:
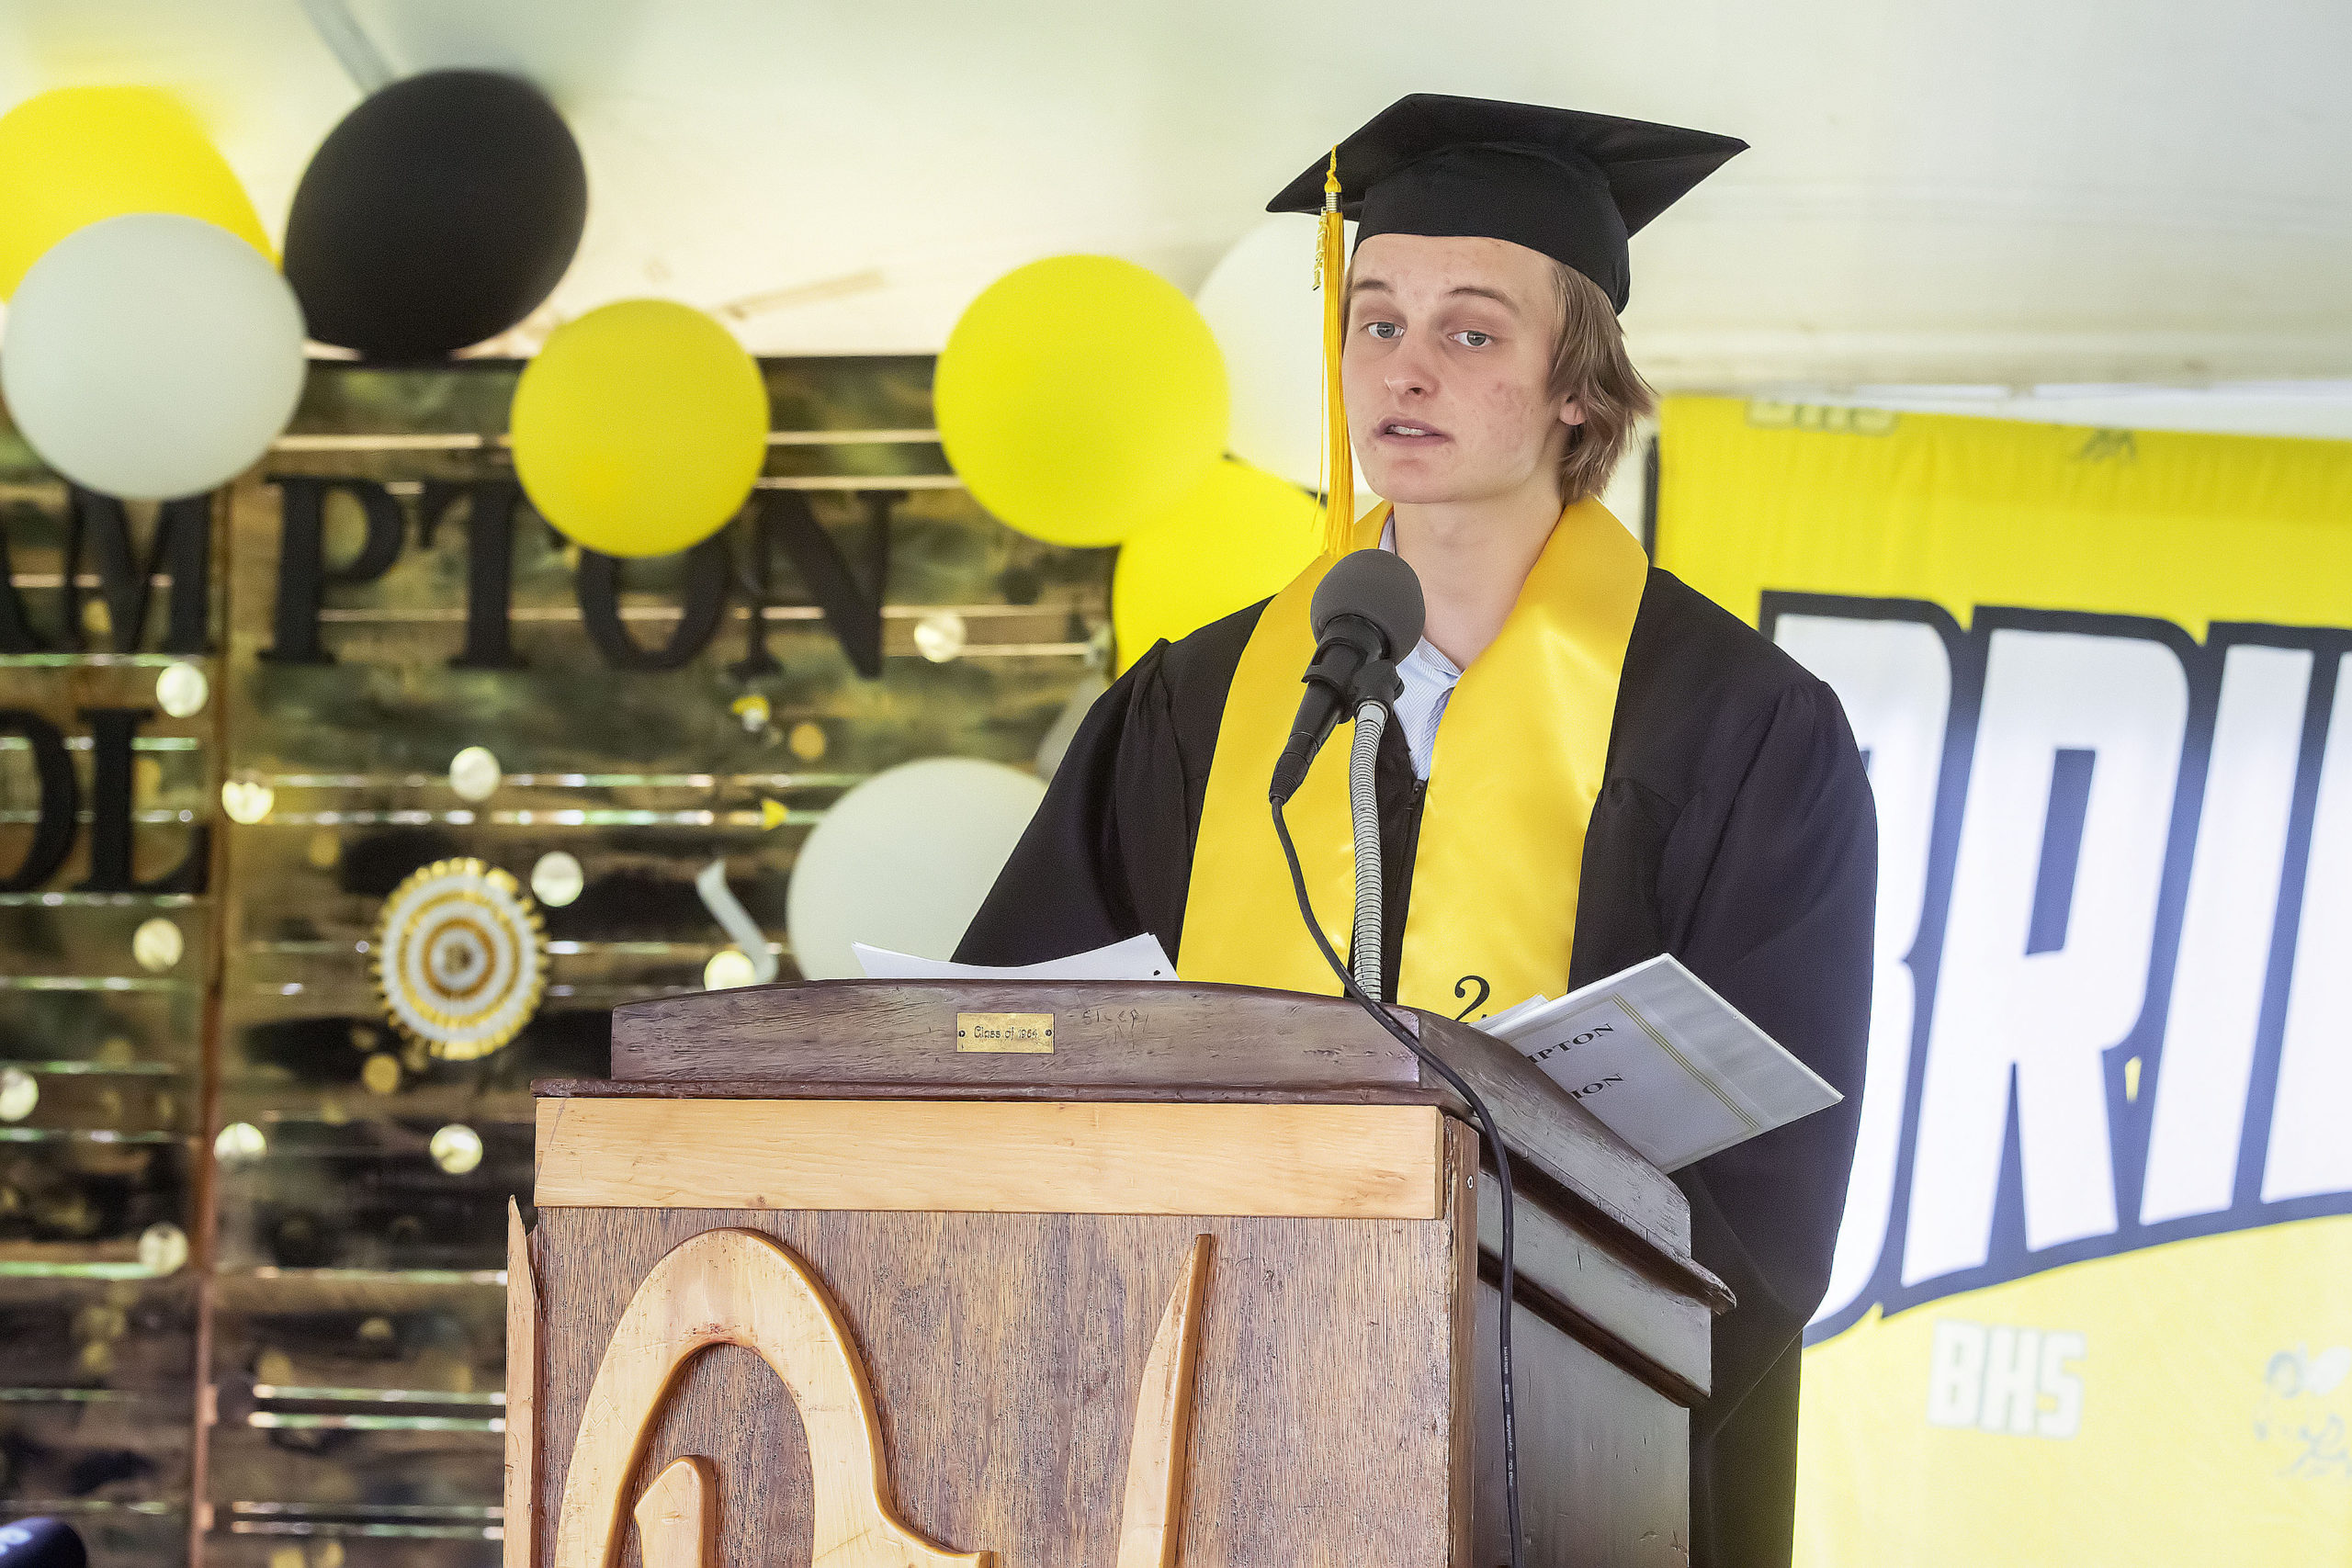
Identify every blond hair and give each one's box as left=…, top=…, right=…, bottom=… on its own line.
left=1547, top=263, right=1656, bottom=502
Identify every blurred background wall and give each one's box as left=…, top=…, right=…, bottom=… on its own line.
left=0, top=355, right=1103, bottom=1568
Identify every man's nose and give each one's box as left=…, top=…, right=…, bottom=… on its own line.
left=1382, top=338, right=1437, bottom=397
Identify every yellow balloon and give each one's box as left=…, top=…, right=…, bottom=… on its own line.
left=1113, top=458, right=1322, bottom=672
left=0, top=86, right=272, bottom=298
left=935, top=254, right=1227, bottom=547
left=510, top=300, right=770, bottom=558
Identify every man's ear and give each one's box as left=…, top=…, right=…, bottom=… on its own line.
left=1559, top=396, right=1589, bottom=428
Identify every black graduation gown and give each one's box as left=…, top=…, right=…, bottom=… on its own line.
left=958, top=566, right=1876, bottom=1567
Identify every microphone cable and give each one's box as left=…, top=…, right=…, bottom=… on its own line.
left=1271, top=795, right=1524, bottom=1568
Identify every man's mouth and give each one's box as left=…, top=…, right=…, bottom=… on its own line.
left=1376, top=419, right=1449, bottom=443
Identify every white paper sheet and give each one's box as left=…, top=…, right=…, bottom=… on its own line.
left=1478, top=953, right=1841, bottom=1170
left=851, top=932, right=1178, bottom=982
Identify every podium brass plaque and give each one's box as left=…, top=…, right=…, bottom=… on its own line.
left=956, top=1011, right=1054, bottom=1053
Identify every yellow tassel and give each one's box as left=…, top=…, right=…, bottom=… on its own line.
left=1315, top=148, right=1353, bottom=558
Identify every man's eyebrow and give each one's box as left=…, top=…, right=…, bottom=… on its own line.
left=1446, top=284, right=1522, bottom=313
left=1343, top=277, right=1523, bottom=314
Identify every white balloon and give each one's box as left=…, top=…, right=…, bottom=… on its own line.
left=786, top=757, right=1046, bottom=980
left=1194, top=214, right=1371, bottom=497
left=2, top=212, right=306, bottom=500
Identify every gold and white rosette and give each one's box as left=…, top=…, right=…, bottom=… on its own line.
left=373, top=857, right=549, bottom=1060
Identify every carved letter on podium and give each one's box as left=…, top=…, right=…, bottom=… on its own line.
left=542, top=1225, right=1216, bottom=1568
left=552, top=1227, right=982, bottom=1568
left=633, top=1458, right=718, bottom=1568
left=1115, top=1234, right=1214, bottom=1568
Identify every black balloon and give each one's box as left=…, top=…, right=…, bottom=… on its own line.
left=285, top=70, right=587, bottom=362
left=0, top=1518, right=86, bottom=1568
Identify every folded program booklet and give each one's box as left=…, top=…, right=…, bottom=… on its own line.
left=1476, top=954, right=1841, bottom=1171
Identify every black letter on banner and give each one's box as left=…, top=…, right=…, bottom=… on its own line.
left=576, top=535, right=731, bottom=671
left=76, top=707, right=206, bottom=894
left=62, top=488, right=215, bottom=653
left=0, top=709, right=78, bottom=891
left=0, top=518, right=47, bottom=652
left=730, top=490, right=890, bottom=681
left=419, top=479, right=526, bottom=671
left=260, top=477, right=407, bottom=664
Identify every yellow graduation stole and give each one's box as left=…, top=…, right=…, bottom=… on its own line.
left=1177, top=497, right=1648, bottom=1017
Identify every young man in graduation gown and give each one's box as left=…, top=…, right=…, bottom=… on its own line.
left=958, top=94, right=1876, bottom=1567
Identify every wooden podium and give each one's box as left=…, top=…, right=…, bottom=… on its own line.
left=509, top=982, right=1728, bottom=1567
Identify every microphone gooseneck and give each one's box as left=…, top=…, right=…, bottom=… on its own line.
left=1259, top=543, right=1522, bottom=1568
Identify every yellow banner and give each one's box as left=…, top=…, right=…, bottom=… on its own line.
left=1657, top=396, right=2352, bottom=1563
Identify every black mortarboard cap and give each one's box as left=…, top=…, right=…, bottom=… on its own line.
left=1267, top=94, right=1747, bottom=311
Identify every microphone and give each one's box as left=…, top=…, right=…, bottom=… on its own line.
left=1269, top=548, right=1425, bottom=806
